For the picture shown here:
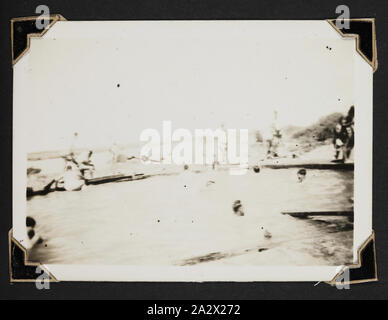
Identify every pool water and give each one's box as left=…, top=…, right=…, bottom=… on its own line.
left=28, top=168, right=353, bottom=266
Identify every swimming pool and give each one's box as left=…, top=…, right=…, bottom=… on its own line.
left=28, top=167, right=353, bottom=266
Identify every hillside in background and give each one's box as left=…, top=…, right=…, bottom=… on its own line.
left=283, top=112, right=344, bottom=153
left=291, top=112, right=343, bottom=140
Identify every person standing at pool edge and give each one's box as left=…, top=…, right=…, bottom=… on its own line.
left=333, top=123, right=345, bottom=160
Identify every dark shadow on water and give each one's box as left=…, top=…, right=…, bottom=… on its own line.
left=179, top=246, right=271, bottom=266
left=307, top=216, right=354, bottom=233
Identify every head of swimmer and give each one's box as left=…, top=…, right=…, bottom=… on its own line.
left=297, top=169, right=307, bottom=183
left=233, top=201, right=245, bottom=216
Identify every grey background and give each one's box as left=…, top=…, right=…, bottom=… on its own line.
left=0, top=0, right=387, bottom=300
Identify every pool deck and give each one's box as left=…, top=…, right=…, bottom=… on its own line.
left=260, top=160, right=354, bottom=171
left=282, top=211, right=354, bottom=218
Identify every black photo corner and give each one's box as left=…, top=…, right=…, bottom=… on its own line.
left=1, top=0, right=388, bottom=301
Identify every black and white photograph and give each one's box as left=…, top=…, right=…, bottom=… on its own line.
left=2, top=0, right=388, bottom=304
left=11, top=20, right=370, bottom=282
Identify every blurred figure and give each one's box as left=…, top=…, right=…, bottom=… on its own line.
left=56, top=164, right=85, bottom=191
left=264, top=110, right=282, bottom=158
left=297, top=169, right=307, bottom=183
left=78, top=150, right=95, bottom=179
left=346, top=106, right=354, bottom=124
left=110, top=142, right=119, bottom=163
left=232, top=200, right=245, bottom=216
left=253, top=165, right=261, bottom=173
left=333, top=106, right=355, bottom=162
left=260, top=226, right=272, bottom=239
left=333, top=123, right=345, bottom=160
left=25, top=216, right=43, bottom=250
left=264, top=230, right=272, bottom=239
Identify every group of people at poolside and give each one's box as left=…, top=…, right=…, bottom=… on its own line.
left=55, top=150, right=95, bottom=191
left=264, top=111, right=282, bottom=158
left=27, top=149, right=95, bottom=196
left=333, top=106, right=354, bottom=162
left=29, top=106, right=355, bottom=197
left=263, top=107, right=355, bottom=162
left=55, top=132, right=96, bottom=191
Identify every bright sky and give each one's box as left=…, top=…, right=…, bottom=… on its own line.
left=17, top=21, right=355, bottom=152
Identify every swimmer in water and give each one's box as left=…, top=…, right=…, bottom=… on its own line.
left=253, top=165, right=261, bottom=173
left=297, top=169, right=307, bottom=183
left=260, top=226, right=272, bottom=239
left=333, top=123, right=345, bottom=161
left=25, top=216, right=43, bottom=249
left=232, top=200, right=245, bottom=216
